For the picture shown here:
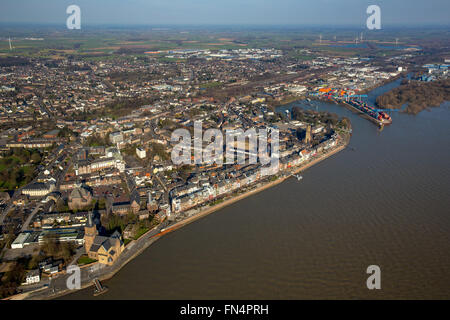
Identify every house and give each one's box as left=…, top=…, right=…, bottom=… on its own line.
left=111, top=202, right=131, bottom=216
left=123, top=224, right=138, bottom=239
left=43, top=129, right=60, bottom=139
left=130, top=190, right=141, bottom=214
left=24, top=270, right=40, bottom=285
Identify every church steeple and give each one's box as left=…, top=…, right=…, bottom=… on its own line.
left=84, top=211, right=98, bottom=252
left=88, top=210, right=93, bottom=227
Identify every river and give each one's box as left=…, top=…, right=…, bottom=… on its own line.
left=63, top=77, right=450, bottom=299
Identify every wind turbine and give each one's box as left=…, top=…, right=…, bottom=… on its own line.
left=8, top=37, right=13, bottom=51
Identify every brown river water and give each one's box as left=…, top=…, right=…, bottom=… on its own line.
left=63, top=78, right=450, bottom=299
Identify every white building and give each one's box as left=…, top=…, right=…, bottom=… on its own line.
left=11, top=232, right=30, bottom=249
left=136, top=147, right=146, bottom=159
left=24, top=270, right=40, bottom=285
left=110, top=131, right=124, bottom=144
left=22, top=182, right=55, bottom=197
left=287, top=85, right=307, bottom=94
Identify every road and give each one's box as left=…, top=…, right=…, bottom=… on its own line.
left=21, top=203, right=42, bottom=232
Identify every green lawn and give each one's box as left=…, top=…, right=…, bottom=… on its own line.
left=133, top=226, right=150, bottom=240
left=77, top=255, right=97, bottom=266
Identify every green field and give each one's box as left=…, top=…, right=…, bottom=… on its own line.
left=0, top=149, right=41, bottom=191
left=0, top=25, right=439, bottom=62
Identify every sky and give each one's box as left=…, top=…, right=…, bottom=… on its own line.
left=0, top=0, right=449, bottom=26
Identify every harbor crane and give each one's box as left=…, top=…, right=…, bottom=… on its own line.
left=342, top=94, right=368, bottom=102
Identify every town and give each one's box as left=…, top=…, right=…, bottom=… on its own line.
left=0, top=28, right=447, bottom=299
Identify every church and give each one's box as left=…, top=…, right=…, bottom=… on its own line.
left=84, top=212, right=124, bottom=266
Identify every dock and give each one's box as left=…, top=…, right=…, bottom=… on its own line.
left=93, top=278, right=108, bottom=296
left=340, top=100, right=391, bottom=126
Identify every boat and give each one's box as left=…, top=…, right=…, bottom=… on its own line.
left=294, top=174, right=303, bottom=181
left=345, top=99, right=392, bottom=124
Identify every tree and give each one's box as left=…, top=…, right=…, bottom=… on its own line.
left=42, top=233, right=60, bottom=256
left=56, top=198, right=68, bottom=212
left=60, top=242, right=75, bottom=263
left=31, top=152, right=41, bottom=163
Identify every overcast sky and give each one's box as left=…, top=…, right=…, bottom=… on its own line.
left=0, top=0, right=449, bottom=26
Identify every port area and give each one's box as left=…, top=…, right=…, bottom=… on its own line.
left=307, top=92, right=393, bottom=126
left=340, top=100, right=392, bottom=126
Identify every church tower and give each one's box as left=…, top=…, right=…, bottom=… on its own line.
left=84, top=211, right=98, bottom=252
left=304, top=125, right=312, bottom=144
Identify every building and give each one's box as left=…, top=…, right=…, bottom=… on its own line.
left=75, top=157, right=124, bottom=175
left=110, top=132, right=123, bottom=144
left=68, top=186, right=92, bottom=210
left=136, top=147, right=146, bottom=159
left=6, top=139, right=55, bottom=148
left=123, top=224, right=138, bottom=239
left=130, top=190, right=141, bottom=214
left=137, top=210, right=150, bottom=220
left=84, top=213, right=124, bottom=266
left=24, top=270, right=40, bottom=285
left=147, top=192, right=158, bottom=213
left=22, top=182, right=55, bottom=197
left=304, top=125, right=311, bottom=144
left=38, top=228, right=85, bottom=245
left=43, top=129, right=60, bottom=139
left=11, top=232, right=31, bottom=249
left=77, top=148, right=88, bottom=161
